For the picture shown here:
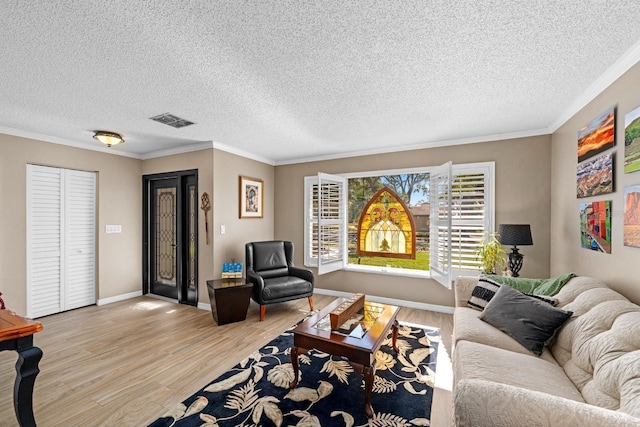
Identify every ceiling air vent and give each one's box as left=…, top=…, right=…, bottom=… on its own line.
left=149, top=113, right=195, bottom=129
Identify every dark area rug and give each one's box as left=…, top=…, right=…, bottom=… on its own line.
left=148, top=322, right=440, bottom=427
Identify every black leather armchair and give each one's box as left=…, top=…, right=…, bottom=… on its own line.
left=245, top=240, right=314, bottom=321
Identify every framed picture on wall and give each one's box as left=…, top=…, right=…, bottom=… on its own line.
left=579, top=200, right=611, bottom=253
left=576, top=152, right=613, bottom=198
left=624, top=105, right=640, bottom=173
left=577, top=106, right=615, bottom=163
left=239, top=176, right=263, bottom=218
left=624, top=184, right=640, bottom=248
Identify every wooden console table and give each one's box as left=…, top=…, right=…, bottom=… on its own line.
left=0, top=310, right=43, bottom=427
left=206, top=279, right=253, bottom=325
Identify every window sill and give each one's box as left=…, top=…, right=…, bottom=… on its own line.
left=343, top=264, right=431, bottom=279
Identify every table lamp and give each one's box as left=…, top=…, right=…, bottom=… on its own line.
left=498, top=224, right=533, bottom=277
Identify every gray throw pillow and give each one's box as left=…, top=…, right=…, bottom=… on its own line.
left=479, top=284, right=573, bottom=355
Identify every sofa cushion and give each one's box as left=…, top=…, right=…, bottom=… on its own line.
left=454, top=340, right=585, bottom=402
left=551, top=285, right=640, bottom=417
left=453, top=307, right=557, bottom=364
left=479, top=285, right=573, bottom=355
left=454, top=378, right=640, bottom=427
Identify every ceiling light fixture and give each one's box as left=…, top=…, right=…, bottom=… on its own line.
left=93, top=131, right=124, bottom=147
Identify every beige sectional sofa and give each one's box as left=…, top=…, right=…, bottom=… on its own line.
left=452, top=275, right=640, bottom=427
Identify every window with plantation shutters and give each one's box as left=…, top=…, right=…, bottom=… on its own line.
left=304, top=162, right=493, bottom=283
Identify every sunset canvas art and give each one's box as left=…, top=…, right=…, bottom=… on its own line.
left=624, top=184, right=640, bottom=248
left=578, top=107, right=615, bottom=163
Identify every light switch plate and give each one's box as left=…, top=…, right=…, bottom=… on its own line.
left=106, top=225, right=122, bottom=234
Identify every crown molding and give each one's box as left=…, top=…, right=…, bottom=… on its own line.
left=274, top=128, right=550, bottom=165
left=549, top=39, right=640, bottom=133
left=0, top=125, right=143, bottom=159
left=212, top=141, right=276, bottom=166
left=139, top=141, right=214, bottom=160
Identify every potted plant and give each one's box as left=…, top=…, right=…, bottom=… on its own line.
left=476, top=232, right=506, bottom=274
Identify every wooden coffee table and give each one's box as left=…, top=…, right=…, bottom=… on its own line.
left=289, top=298, right=400, bottom=418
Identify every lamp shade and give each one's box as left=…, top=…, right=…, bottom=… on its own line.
left=93, top=131, right=124, bottom=147
left=498, top=224, right=533, bottom=246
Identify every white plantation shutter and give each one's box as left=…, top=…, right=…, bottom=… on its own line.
left=27, top=165, right=96, bottom=318
left=317, top=173, right=346, bottom=275
left=303, top=173, right=347, bottom=274
left=450, top=170, right=491, bottom=273
left=430, top=162, right=453, bottom=288
left=304, top=176, right=319, bottom=267
left=430, top=163, right=494, bottom=288
left=27, top=165, right=63, bottom=317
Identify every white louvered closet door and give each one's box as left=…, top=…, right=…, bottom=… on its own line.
left=27, top=165, right=96, bottom=318
left=65, top=169, right=96, bottom=310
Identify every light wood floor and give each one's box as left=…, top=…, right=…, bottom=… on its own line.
left=0, top=294, right=453, bottom=426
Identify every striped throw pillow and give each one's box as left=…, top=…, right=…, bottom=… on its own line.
left=468, top=277, right=558, bottom=311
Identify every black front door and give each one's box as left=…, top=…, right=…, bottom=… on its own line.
left=144, top=170, right=198, bottom=305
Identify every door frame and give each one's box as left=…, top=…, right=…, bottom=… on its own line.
left=142, top=169, right=198, bottom=306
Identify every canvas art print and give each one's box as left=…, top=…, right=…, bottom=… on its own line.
left=580, top=200, right=611, bottom=253
left=624, top=105, right=640, bottom=173
left=577, top=107, right=615, bottom=163
left=624, top=184, right=640, bottom=248
left=577, top=152, right=613, bottom=198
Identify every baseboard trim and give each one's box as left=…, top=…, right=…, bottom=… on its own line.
left=197, top=302, right=212, bottom=311
left=96, top=289, right=454, bottom=315
left=97, top=290, right=143, bottom=306
left=313, top=288, right=454, bottom=314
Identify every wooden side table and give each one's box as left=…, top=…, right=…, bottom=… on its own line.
left=206, top=279, right=253, bottom=325
left=0, top=310, right=43, bottom=427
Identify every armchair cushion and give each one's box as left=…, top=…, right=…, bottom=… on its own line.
left=261, top=276, right=313, bottom=301
left=252, top=240, right=289, bottom=272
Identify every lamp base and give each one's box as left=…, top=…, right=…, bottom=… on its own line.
left=508, top=247, right=524, bottom=277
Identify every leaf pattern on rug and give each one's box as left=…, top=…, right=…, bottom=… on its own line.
left=375, top=351, right=396, bottom=371
left=252, top=396, right=282, bottom=426
left=369, top=413, right=411, bottom=426
left=148, top=324, right=439, bottom=427
left=224, top=380, right=260, bottom=411
left=372, top=376, right=397, bottom=393
left=285, top=380, right=333, bottom=404
left=320, top=358, right=354, bottom=383
left=267, top=363, right=298, bottom=388
left=203, top=368, right=252, bottom=393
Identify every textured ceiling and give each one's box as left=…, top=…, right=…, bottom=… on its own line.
left=2, top=1, right=640, bottom=164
